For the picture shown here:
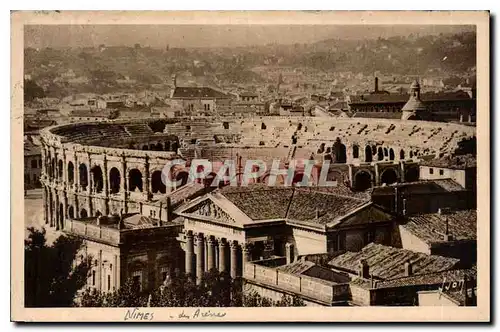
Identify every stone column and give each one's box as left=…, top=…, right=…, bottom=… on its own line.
left=42, top=188, right=48, bottom=224
left=242, top=243, right=252, bottom=265
left=41, top=147, right=46, bottom=178
left=400, top=161, right=406, bottom=183
left=195, top=233, right=205, bottom=284
left=103, top=156, right=109, bottom=215
left=144, top=156, right=150, bottom=201
left=374, top=164, right=380, bottom=187
left=87, top=152, right=92, bottom=194
left=219, top=239, right=228, bottom=272
left=230, top=241, right=239, bottom=279
left=103, top=155, right=109, bottom=196
left=74, top=152, right=80, bottom=191
left=207, top=236, right=216, bottom=271
left=121, top=155, right=128, bottom=213
left=62, top=148, right=67, bottom=188
left=185, top=231, right=194, bottom=277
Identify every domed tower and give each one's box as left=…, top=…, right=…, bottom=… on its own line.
left=401, top=80, right=429, bottom=120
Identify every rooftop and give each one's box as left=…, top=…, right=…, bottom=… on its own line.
left=216, top=186, right=392, bottom=228
left=402, top=210, right=477, bottom=244
left=171, top=86, right=230, bottom=99
left=348, top=90, right=473, bottom=105
left=420, top=154, right=477, bottom=170
left=375, top=266, right=476, bottom=289
left=328, top=243, right=460, bottom=280
left=370, top=179, right=466, bottom=195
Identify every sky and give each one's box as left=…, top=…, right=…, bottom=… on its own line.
left=24, top=25, right=475, bottom=49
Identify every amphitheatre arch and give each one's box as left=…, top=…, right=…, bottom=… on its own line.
left=405, top=166, right=419, bottom=182
left=380, top=168, right=398, bottom=185
left=353, top=145, right=359, bottom=159
left=38, top=117, right=476, bottom=228
left=129, top=169, right=143, bottom=192
left=377, top=147, right=384, bottom=161
left=68, top=205, right=74, bottom=219
left=58, top=203, right=64, bottom=229
left=67, top=162, right=74, bottom=185
left=354, top=171, right=373, bottom=191
left=365, top=145, right=373, bottom=162
left=58, top=160, right=63, bottom=179
left=109, top=167, right=121, bottom=194
left=79, top=164, right=88, bottom=190
left=91, top=165, right=104, bottom=193
left=151, top=170, right=167, bottom=194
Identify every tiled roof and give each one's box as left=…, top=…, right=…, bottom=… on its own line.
left=277, top=260, right=351, bottom=284
left=171, top=87, right=230, bottom=99
left=328, top=243, right=460, bottom=280
left=287, top=190, right=368, bottom=225
left=220, top=187, right=294, bottom=220
left=349, top=91, right=472, bottom=105
left=157, top=182, right=212, bottom=208
left=277, top=260, right=315, bottom=274
left=352, top=112, right=403, bottom=119
left=420, top=154, right=477, bottom=170
left=375, top=267, right=476, bottom=289
left=217, top=186, right=391, bottom=228
left=370, top=179, right=465, bottom=195
left=402, top=210, right=477, bottom=244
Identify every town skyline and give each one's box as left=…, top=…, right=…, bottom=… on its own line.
left=25, top=24, right=475, bottom=49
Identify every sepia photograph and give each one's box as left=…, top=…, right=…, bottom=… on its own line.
left=11, top=10, right=490, bottom=322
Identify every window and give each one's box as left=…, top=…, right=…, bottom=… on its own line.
left=429, top=168, right=434, bottom=174
left=107, top=275, right=111, bottom=291
left=92, top=270, right=96, bottom=286
left=439, top=169, right=444, bottom=175
left=38, top=159, right=42, bottom=168
left=31, top=159, right=38, bottom=169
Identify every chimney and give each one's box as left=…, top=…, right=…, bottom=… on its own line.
left=172, top=74, right=177, bottom=89
left=359, top=259, right=370, bottom=279
left=375, top=77, right=379, bottom=92
left=285, top=243, right=295, bottom=265
left=404, top=260, right=413, bottom=277
left=139, top=202, right=143, bottom=214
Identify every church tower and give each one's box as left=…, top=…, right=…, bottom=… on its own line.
left=401, top=80, right=429, bottom=120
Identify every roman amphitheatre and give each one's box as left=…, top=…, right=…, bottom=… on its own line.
left=40, top=116, right=476, bottom=230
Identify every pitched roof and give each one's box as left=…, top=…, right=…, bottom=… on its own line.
left=370, top=179, right=465, bottom=195
left=420, top=154, right=477, bottom=170
left=352, top=112, right=403, bottom=119
left=328, top=243, right=460, bottom=280
left=155, top=182, right=212, bottom=208
left=348, top=90, right=473, bottom=105
left=375, top=266, right=476, bottom=289
left=171, top=87, right=230, bottom=99
left=220, top=187, right=294, bottom=220
left=402, top=210, right=477, bottom=244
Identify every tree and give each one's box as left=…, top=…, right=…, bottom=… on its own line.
left=78, top=270, right=305, bottom=307
left=24, top=79, right=45, bottom=103
left=24, top=227, right=92, bottom=307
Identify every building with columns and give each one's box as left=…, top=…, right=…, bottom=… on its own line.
left=174, top=185, right=398, bottom=283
